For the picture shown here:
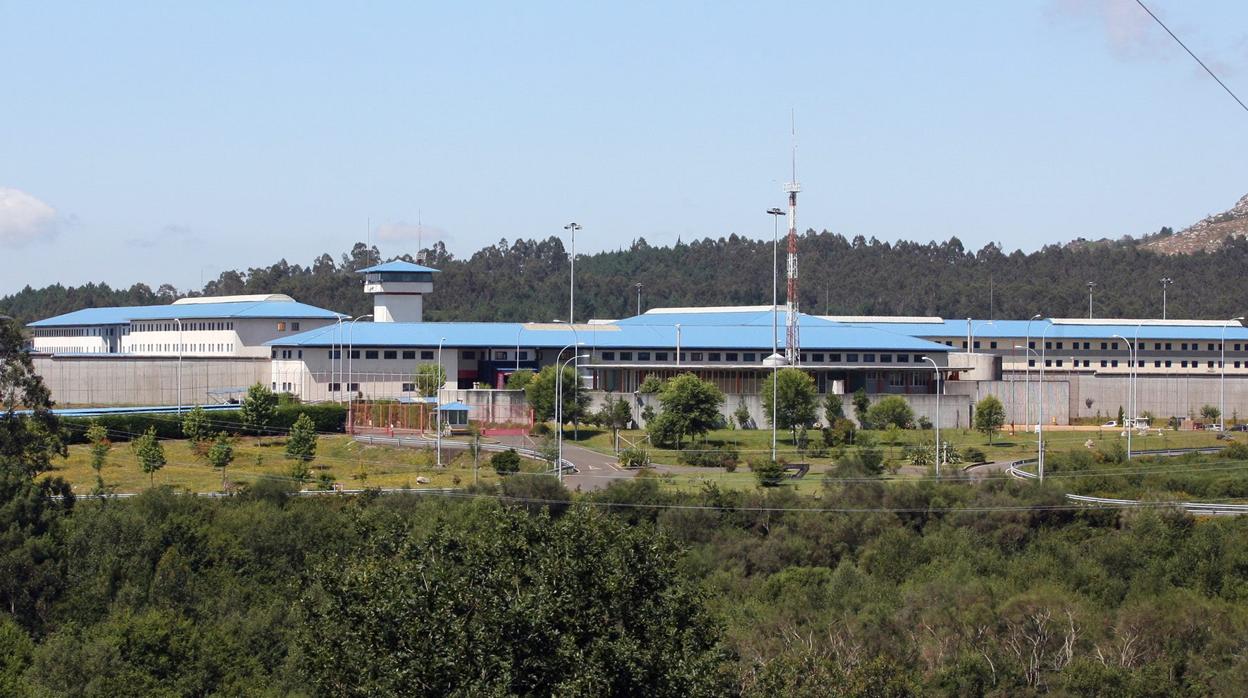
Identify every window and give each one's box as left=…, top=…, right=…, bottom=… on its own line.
left=298, top=350, right=302, bottom=359
left=402, top=382, right=416, bottom=392
left=1165, top=360, right=1172, bottom=368
left=365, top=350, right=379, bottom=359
left=896, top=354, right=909, bottom=362
left=292, top=322, right=300, bottom=331
left=847, top=353, right=859, bottom=362
left=1154, top=360, right=1160, bottom=367
left=403, top=350, right=416, bottom=360
left=327, top=349, right=341, bottom=359
left=655, top=352, right=669, bottom=361
left=829, top=353, right=841, bottom=362
left=347, top=383, right=359, bottom=392
left=961, top=341, right=968, bottom=348
left=277, top=322, right=286, bottom=331
left=889, top=372, right=905, bottom=387
left=462, top=350, right=474, bottom=359
left=421, top=350, right=434, bottom=360
left=1083, top=360, right=1090, bottom=367
left=914, top=355, right=924, bottom=363
left=1056, top=342, right=1064, bottom=350
left=1209, top=343, right=1216, bottom=351
left=1100, top=360, right=1107, bottom=367
left=800, top=353, right=809, bottom=363
left=602, top=351, right=615, bottom=360
left=1028, top=341, right=1035, bottom=349
left=328, top=382, right=341, bottom=392
left=1155, top=343, right=1162, bottom=350
left=1080, top=342, right=1088, bottom=350
left=519, top=351, right=529, bottom=360
left=690, top=352, right=703, bottom=361
left=1181, top=343, right=1188, bottom=351
left=1165, top=343, right=1172, bottom=351
left=972, top=341, right=980, bottom=349
left=384, top=350, right=397, bottom=360
left=811, top=353, right=823, bottom=362
left=1045, top=341, right=1052, bottom=350
left=707, top=352, right=719, bottom=361
left=880, top=354, right=892, bottom=363
left=863, top=353, right=876, bottom=362
left=989, top=341, right=997, bottom=349
left=1209, top=360, right=1215, bottom=368
left=945, top=341, right=953, bottom=346
left=1044, top=359, right=1052, bottom=367
left=639, top=351, right=652, bottom=360
left=350, top=350, right=360, bottom=359
left=1181, top=361, right=1188, bottom=368
left=271, top=349, right=277, bottom=358
left=1237, top=362, right=1243, bottom=369
left=1056, top=359, right=1063, bottom=367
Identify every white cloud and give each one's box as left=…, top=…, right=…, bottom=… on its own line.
left=0, top=187, right=59, bottom=247
left=375, top=221, right=450, bottom=244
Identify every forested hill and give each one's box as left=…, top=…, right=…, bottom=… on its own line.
left=6, top=232, right=1248, bottom=324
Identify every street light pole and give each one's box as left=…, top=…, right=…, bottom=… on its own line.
left=1087, top=281, right=1096, bottom=319
left=348, top=314, right=373, bottom=401
left=564, top=222, right=581, bottom=324
left=1222, top=317, right=1244, bottom=432
left=1113, top=334, right=1135, bottom=459
left=436, top=336, right=445, bottom=467
left=1024, top=314, right=1041, bottom=428
left=1039, top=323, right=1056, bottom=482
left=766, top=207, right=786, bottom=462
left=635, top=282, right=643, bottom=316
left=921, top=356, right=941, bottom=477
left=1161, top=277, right=1173, bottom=319
left=556, top=352, right=589, bottom=484
left=515, top=325, right=524, bottom=372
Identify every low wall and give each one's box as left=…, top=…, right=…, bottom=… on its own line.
left=946, top=379, right=1072, bottom=426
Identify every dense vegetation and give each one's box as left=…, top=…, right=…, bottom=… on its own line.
left=7, top=231, right=1248, bottom=324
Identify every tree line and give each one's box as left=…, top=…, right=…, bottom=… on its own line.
left=6, top=229, right=1248, bottom=325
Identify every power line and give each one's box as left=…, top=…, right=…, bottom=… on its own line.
left=1133, top=0, right=1248, bottom=116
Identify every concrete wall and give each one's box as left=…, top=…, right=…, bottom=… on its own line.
left=33, top=355, right=272, bottom=406
left=946, top=379, right=1072, bottom=426
left=1068, top=373, right=1248, bottom=422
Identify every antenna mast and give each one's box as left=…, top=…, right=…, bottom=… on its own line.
left=784, top=112, right=801, bottom=365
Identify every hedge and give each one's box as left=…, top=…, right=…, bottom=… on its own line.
left=62, top=403, right=347, bottom=444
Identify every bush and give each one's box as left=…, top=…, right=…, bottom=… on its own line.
left=748, top=457, right=787, bottom=487
left=822, top=418, right=857, bottom=448
left=529, top=422, right=552, bottom=437
left=917, top=416, right=933, bottom=430
left=962, top=446, right=987, bottom=464
left=866, top=396, right=914, bottom=430
left=618, top=447, right=651, bottom=469
left=500, top=474, right=571, bottom=517
left=678, top=445, right=740, bottom=468
left=490, top=449, right=522, bottom=475
left=1224, top=440, right=1248, bottom=460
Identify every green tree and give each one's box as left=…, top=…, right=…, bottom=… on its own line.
left=524, top=364, right=589, bottom=425
left=824, top=393, right=845, bottom=421
left=733, top=400, right=752, bottom=429
left=295, top=506, right=729, bottom=696
left=413, top=363, right=447, bottom=397
left=1117, top=405, right=1125, bottom=426
left=490, top=448, right=521, bottom=475
left=852, top=388, right=871, bottom=429
left=761, top=368, right=820, bottom=443
left=206, top=432, right=234, bottom=488
left=865, top=395, right=914, bottom=430
left=85, top=419, right=111, bottom=494
left=240, top=383, right=278, bottom=440
left=653, top=373, right=724, bottom=449
left=1201, top=404, right=1221, bottom=424
left=974, top=394, right=1006, bottom=444
left=133, top=427, right=166, bottom=486
left=750, top=458, right=787, bottom=487
left=505, top=369, right=534, bottom=390
left=596, top=395, right=633, bottom=447
left=285, top=413, right=318, bottom=464
left=0, top=317, right=66, bottom=478
left=0, top=472, right=72, bottom=631
left=181, top=404, right=209, bottom=448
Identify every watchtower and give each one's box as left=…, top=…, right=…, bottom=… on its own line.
left=359, top=261, right=439, bottom=323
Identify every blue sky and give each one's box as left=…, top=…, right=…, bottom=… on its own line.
left=2, top=1, right=1248, bottom=294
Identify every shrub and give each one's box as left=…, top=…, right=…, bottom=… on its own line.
left=748, top=457, right=787, bottom=487
left=823, top=418, right=857, bottom=448
left=1223, top=440, right=1248, bottom=460
left=678, top=445, right=739, bottom=468
left=917, top=416, right=933, bottom=430
left=866, top=396, right=914, bottom=430
left=618, top=447, right=651, bottom=469
left=62, top=404, right=347, bottom=445
left=962, top=446, right=987, bottom=464
left=490, top=449, right=522, bottom=475
left=500, top=474, right=571, bottom=517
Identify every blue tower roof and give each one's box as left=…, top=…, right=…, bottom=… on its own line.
left=357, top=260, right=440, bottom=274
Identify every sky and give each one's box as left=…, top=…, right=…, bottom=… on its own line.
left=2, top=0, right=1248, bottom=294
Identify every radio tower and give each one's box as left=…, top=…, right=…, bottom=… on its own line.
left=783, top=116, right=801, bottom=366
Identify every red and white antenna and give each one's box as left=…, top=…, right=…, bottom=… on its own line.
left=784, top=112, right=801, bottom=365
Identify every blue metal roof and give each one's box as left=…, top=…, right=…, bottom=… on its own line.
left=436, top=402, right=471, bottom=411
left=839, top=318, right=1248, bottom=342
left=29, top=300, right=343, bottom=327
left=270, top=312, right=951, bottom=354
left=357, top=260, right=440, bottom=274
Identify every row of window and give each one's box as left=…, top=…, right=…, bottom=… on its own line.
left=274, top=321, right=301, bottom=332
left=599, top=350, right=925, bottom=364
left=33, top=327, right=119, bottom=337
left=132, top=321, right=236, bottom=332
left=130, top=343, right=235, bottom=353
left=327, top=349, right=435, bottom=360
left=1026, top=358, right=1248, bottom=369
left=1015, top=340, right=1244, bottom=352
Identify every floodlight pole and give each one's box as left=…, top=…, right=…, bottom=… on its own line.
left=348, top=314, right=373, bottom=401
left=1223, top=317, right=1244, bottom=432
left=556, top=350, right=588, bottom=484
left=1038, top=323, right=1055, bottom=482
left=564, top=222, right=581, bottom=324
left=1161, top=277, right=1173, bottom=319
left=1023, top=314, right=1041, bottom=428
left=436, top=336, right=445, bottom=467
left=1113, top=334, right=1135, bottom=460
left=175, top=318, right=183, bottom=413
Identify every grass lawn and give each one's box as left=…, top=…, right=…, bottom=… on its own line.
left=45, top=434, right=547, bottom=495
